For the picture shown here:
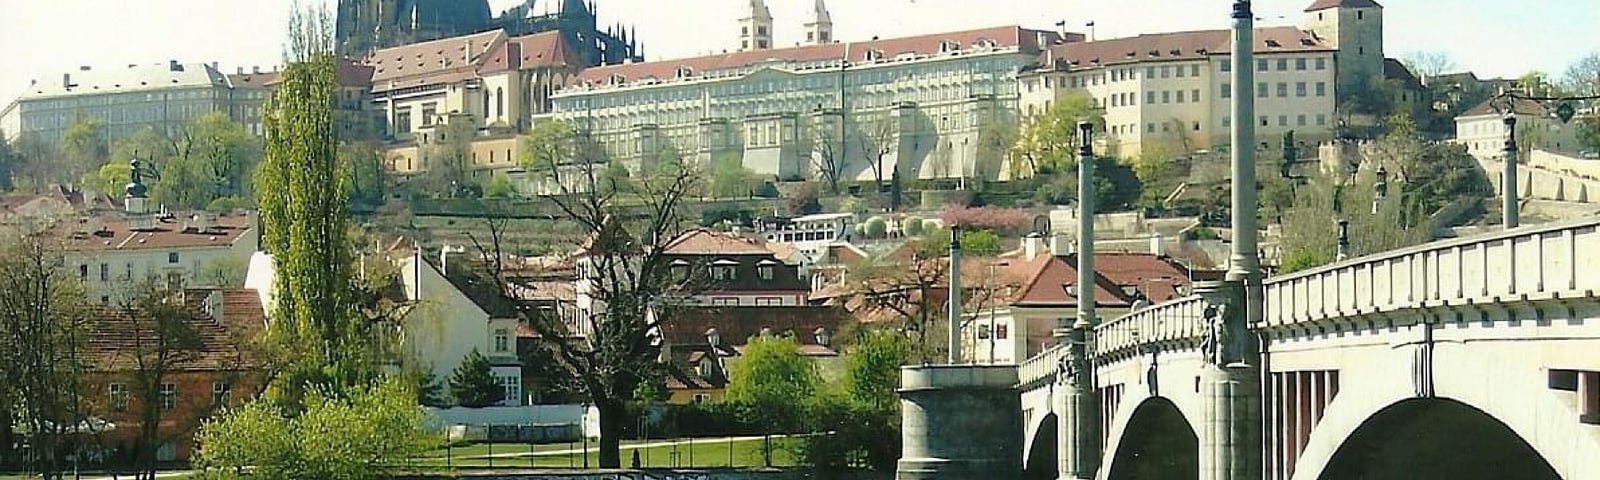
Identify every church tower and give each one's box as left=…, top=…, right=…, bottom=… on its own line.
left=1303, top=0, right=1385, bottom=99
left=803, top=0, right=832, bottom=45
left=738, top=0, right=773, bottom=51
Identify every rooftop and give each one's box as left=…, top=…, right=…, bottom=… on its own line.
left=83, top=288, right=265, bottom=372
left=18, top=62, right=229, bottom=101
left=1304, top=0, right=1383, bottom=12
left=662, top=229, right=775, bottom=256
left=51, top=212, right=254, bottom=252
left=1039, top=26, right=1332, bottom=71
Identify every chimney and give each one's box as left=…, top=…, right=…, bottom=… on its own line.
left=169, top=60, right=181, bottom=71
left=1150, top=232, right=1164, bottom=256
left=1049, top=232, right=1070, bottom=256
left=190, top=213, right=211, bottom=234
left=253, top=66, right=261, bottom=74
left=1023, top=232, right=1046, bottom=259
left=464, top=39, right=472, bottom=64
left=203, top=290, right=225, bottom=324
left=507, top=41, right=523, bottom=70
left=79, top=65, right=91, bottom=71
left=237, top=67, right=244, bottom=75
left=62, top=73, right=73, bottom=89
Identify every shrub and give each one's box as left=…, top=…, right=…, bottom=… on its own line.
left=863, top=216, right=888, bottom=238
left=902, top=216, right=924, bottom=236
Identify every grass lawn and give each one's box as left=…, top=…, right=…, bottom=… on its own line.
left=413, top=435, right=802, bottom=470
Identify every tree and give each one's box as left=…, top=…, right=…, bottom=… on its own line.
left=183, top=111, right=261, bottom=199
left=254, top=4, right=373, bottom=409
left=843, top=329, right=911, bottom=412
left=192, top=379, right=438, bottom=480
left=802, top=113, right=849, bottom=193
left=116, top=281, right=204, bottom=480
left=62, top=118, right=110, bottom=183
left=710, top=152, right=757, bottom=198
left=862, top=216, right=888, bottom=238
left=1562, top=51, right=1600, bottom=99
left=341, top=141, right=389, bottom=206
left=484, top=173, right=516, bottom=198
left=725, top=334, right=820, bottom=434
left=1517, top=71, right=1561, bottom=98
left=483, top=111, right=705, bottom=468
left=959, top=229, right=1002, bottom=256
left=1401, top=51, right=1457, bottom=80
left=520, top=119, right=580, bottom=194
left=846, top=249, right=949, bottom=362
left=787, top=182, right=824, bottom=215
left=448, top=349, right=505, bottom=408
left=420, top=119, right=476, bottom=196
left=855, top=112, right=898, bottom=189
left=0, top=235, right=88, bottom=479
left=1578, top=117, right=1600, bottom=152
left=0, top=132, right=15, bottom=191
left=1017, top=91, right=1103, bottom=175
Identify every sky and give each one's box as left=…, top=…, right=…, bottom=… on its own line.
left=1, top=0, right=1597, bottom=106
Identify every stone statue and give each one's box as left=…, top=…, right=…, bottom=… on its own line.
left=1202, top=302, right=1232, bottom=365
left=1056, top=354, right=1075, bottom=385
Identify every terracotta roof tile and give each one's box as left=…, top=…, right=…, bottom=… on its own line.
left=83, top=289, right=264, bottom=372
left=1042, top=27, right=1331, bottom=70
left=368, top=29, right=504, bottom=86
left=1074, top=252, right=1191, bottom=303
left=575, top=25, right=1060, bottom=85
left=50, top=214, right=253, bottom=252
left=662, top=229, right=773, bottom=255
left=1461, top=96, right=1549, bottom=117
left=479, top=31, right=580, bottom=74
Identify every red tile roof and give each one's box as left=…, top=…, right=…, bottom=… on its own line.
left=659, top=306, right=848, bottom=348
left=1043, top=27, right=1331, bottom=69
left=1305, top=0, right=1382, bottom=12
left=1073, top=252, right=1191, bottom=303
left=575, top=25, right=1060, bottom=84
left=51, top=214, right=253, bottom=252
left=662, top=229, right=774, bottom=255
left=1002, top=254, right=1132, bottom=308
left=479, top=31, right=581, bottom=74
left=369, top=30, right=504, bottom=86
left=83, top=289, right=264, bottom=372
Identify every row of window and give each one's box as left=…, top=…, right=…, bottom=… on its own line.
left=1220, top=56, right=1328, bottom=72
left=1228, top=81, right=1329, bottom=99
left=705, top=264, right=778, bottom=281
left=1133, top=89, right=1203, bottom=106
left=107, top=381, right=230, bottom=411
left=1217, top=114, right=1329, bottom=128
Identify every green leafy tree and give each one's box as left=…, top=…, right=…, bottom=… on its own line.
left=0, top=236, right=88, bottom=478
left=420, top=119, right=476, bottom=196
left=902, top=215, right=924, bottom=236
left=843, top=329, right=911, bottom=412
left=193, top=379, right=439, bottom=480
left=959, top=229, right=1003, bottom=256
left=448, top=349, right=505, bottom=408
left=340, top=141, right=388, bottom=206
left=710, top=152, right=757, bottom=198
left=1578, top=117, right=1600, bottom=152
left=0, top=132, right=15, bottom=191
left=1017, top=91, right=1103, bottom=175
left=863, top=216, right=888, bottom=238
left=62, top=117, right=110, bottom=182
left=254, top=4, right=373, bottom=410
left=726, top=334, right=821, bottom=434
left=183, top=111, right=262, bottom=198
left=484, top=173, right=516, bottom=198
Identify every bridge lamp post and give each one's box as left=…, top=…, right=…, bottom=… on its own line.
left=1372, top=163, right=1388, bottom=215
left=1502, top=115, right=1519, bottom=229
left=1336, top=218, right=1351, bottom=262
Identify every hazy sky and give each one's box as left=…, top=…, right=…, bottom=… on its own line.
left=2, top=0, right=1597, bottom=106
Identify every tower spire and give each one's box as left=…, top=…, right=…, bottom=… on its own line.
left=804, top=0, right=833, bottom=45
left=738, top=0, right=773, bottom=51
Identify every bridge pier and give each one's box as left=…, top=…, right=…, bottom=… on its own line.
left=896, top=365, right=1022, bottom=480
left=1196, top=280, right=1262, bottom=480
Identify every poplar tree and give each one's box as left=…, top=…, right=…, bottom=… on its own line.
left=256, top=5, right=371, bottom=407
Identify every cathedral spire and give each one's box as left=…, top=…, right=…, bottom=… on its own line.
left=804, top=0, right=833, bottom=45
left=738, top=0, right=773, bottom=51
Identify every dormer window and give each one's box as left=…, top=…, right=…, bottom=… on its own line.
left=607, top=74, right=625, bottom=85
left=863, top=49, right=884, bottom=62
left=938, top=40, right=961, bottom=53
left=675, top=66, right=694, bottom=79
left=973, top=38, right=998, bottom=50
left=757, top=259, right=779, bottom=281
left=671, top=259, right=690, bottom=281
left=710, top=259, right=739, bottom=281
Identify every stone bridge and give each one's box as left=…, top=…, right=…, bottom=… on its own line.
left=1017, top=217, right=1600, bottom=480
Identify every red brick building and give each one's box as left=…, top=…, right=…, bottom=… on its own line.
left=77, top=288, right=265, bottom=463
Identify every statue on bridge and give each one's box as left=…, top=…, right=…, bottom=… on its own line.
left=1202, top=302, right=1237, bottom=366
left=1056, top=353, right=1076, bottom=386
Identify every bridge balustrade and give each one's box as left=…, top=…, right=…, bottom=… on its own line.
left=1017, top=217, right=1600, bottom=387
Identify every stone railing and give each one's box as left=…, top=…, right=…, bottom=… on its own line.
left=1263, top=216, right=1600, bottom=327
left=1018, top=216, right=1600, bottom=389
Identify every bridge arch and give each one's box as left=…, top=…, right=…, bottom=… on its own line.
left=1103, top=396, right=1199, bottom=480
left=1290, top=343, right=1600, bottom=480
left=1022, top=412, right=1057, bottom=480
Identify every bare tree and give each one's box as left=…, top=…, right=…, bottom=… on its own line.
left=856, top=112, right=898, bottom=190
left=112, top=281, right=203, bottom=480
left=1401, top=51, right=1457, bottom=80
left=476, top=126, right=703, bottom=468
left=804, top=116, right=847, bottom=194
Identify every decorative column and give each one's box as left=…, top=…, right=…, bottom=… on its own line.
left=1057, top=121, right=1101, bottom=480
left=1502, top=116, right=1519, bottom=229
left=1207, top=2, right=1264, bottom=480
left=949, top=226, right=964, bottom=364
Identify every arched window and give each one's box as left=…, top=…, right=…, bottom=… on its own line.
left=496, top=87, right=504, bottom=118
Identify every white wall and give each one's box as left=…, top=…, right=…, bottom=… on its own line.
left=400, top=253, right=522, bottom=406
